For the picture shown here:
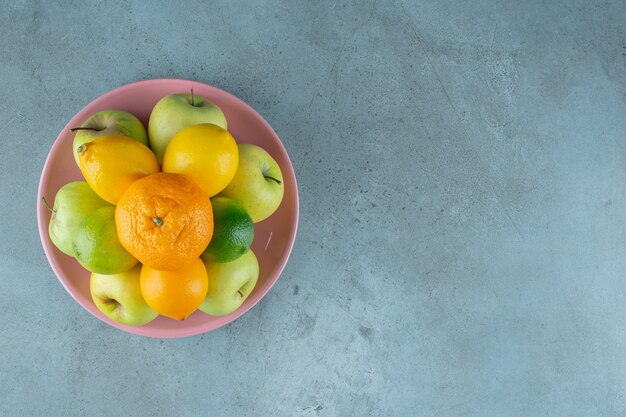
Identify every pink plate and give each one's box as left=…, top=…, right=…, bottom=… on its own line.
left=37, top=79, right=299, bottom=338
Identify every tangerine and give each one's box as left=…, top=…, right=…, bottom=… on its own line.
left=115, top=172, right=213, bottom=271
left=140, top=258, right=208, bottom=320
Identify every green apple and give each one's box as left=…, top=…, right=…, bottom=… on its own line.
left=200, top=250, right=259, bottom=316
left=148, top=92, right=227, bottom=162
left=44, top=181, right=111, bottom=256
left=72, top=110, right=148, bottom=167
left=90, top=264, right=158, bottom=326
left=72, top=206, right=138, bottom=274
left=219, top=144, right=284, bottom=223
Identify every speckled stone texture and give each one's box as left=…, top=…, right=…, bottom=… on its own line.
left=1, top=0, right=626, bottom=415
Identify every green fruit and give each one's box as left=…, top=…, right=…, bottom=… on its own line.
left=200, top=250, right=259, bottom=316
left=90, top=265, right=158, bottom=326
left=219, top=144, right=284, bottom=223
left=72, top=206, right=138, bottom=274
left=72, top=110, right=148, bottom=167
left=46, top=181, right=111, bottom=256
left=148, top=93, right=227, bottom=163
left=201, top=197, right=254, bottom=263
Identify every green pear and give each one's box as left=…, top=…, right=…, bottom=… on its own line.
left=72, top=206, right=138, bottom=274
left=90, top=265, right=158, bottom=326
left=148, top=92, right=227, bottom=162
left=200, top=250, right=259, bottom=316
left=45, top=181, right=111, bottom=256
left=72, top=110, right=148, bottom=167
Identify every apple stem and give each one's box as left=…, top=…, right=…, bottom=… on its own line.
left=237, top=290, right=245, bottom=298
left=191, top=88, right=195, bottom=107
left=41, top=197, right=56, bottom=214
left=70, top=127, right=103, bottom=132
left=153, top=217, right=164, bottom=228
left=264, top=175, right=282, bottom=185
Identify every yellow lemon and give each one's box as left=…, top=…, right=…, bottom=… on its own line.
left=77, top=134, right=160, bottom=204
left=162, top=123, right=239, bottom=197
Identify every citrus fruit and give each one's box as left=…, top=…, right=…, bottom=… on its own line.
left=77, top=134, right=160, bottom=204
left=200, top=250, right=259, bottom=316
left=115, top=172, right=213, bottom=271
left=201, top=196, right=254, bottom=263
left=148, top=93, right=228, bottom=163
left=140, top=258, right=209, bottom=320
left=72, top=110, right=148, bottom=168
left=162, top=123, right=239, bottom=197
left=72, top=206, right=138, bottom=274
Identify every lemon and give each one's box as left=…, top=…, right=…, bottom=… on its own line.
left=77, top=134, right=160, bottom=204
left=162, top=123, right=238, bottom=197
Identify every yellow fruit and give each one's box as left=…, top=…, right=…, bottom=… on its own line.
left=77, top=134, right=160, bottom=204
left=162, top=123, right=238, bottom=197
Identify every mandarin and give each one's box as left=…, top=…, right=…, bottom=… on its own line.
left=140, top=258, right=208, bottom=320
left=115, top=172, right=213, bottom=271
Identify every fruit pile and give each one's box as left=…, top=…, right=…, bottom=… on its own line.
left=44, top=92, right=284, bottom=326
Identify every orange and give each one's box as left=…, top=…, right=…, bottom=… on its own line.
left=115, top=172, right=213, bottom=271
left=77, top=134, right=160, bottom=204
left=140, top=258, right=208, bottom=320
left=162, top=123, right=239, bottom=197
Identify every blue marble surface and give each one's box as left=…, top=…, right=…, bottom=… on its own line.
left=1, top=0, right=626, bottom=415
